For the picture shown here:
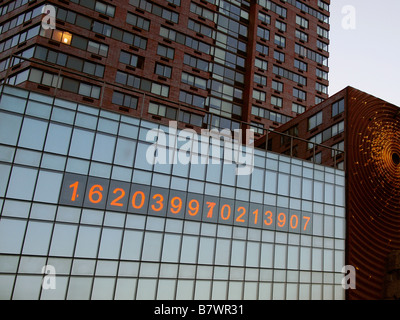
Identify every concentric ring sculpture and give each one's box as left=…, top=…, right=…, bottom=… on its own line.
left=346, top=87, right=400, bottom=299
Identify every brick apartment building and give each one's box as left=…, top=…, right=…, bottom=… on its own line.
left=0, top=0, right=330, bottom=133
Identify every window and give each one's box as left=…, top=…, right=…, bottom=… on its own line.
left=272, top=80, right=283, bottom=92
left=295, top=29, right=308, bottom=42
left=256, top=43, right=269, bottom=55
left=254, top=74, right=267, bottom=86
left=308, top=111, right=323, bottom=130
left=317, top=26, right=329, bottom=39
left=258, top=12, right=271, bottom=24
left=292, top=103, right=305, bottom=114
left=181, top=72, right=207, bottom=90
left=274, top=50, right=285, bottom=62
left=112, top=91, right=138, bottom=109
left=257, top=27, right=270, bottom=41
left=271, top=96, right=282, bottom=108
left=184, top=54, right=209, bottom=71
left=316, top=82, right=328, bottom=94
left=157, top=44, right=174, bottom=60
left=294, top=59, right=307, bottom=72
left=255, top=58, right=268, bottom=71
left=332, top=99, right=345, bottom=117
left=119, top=51, right=143, bottom=68
left=126, top=12, right=150, bottom=31
left=148, top=102, right=177, bottom=120
left=293, top=88, right=306, bottom=101
left=296, top=15, right=309, bottom=29
left=179, top=91, right=206, bottom=109
left=275, top=20, right=286, bottom=32
left=155, top=63, right=172, bottom=78
left=274, top=34, right=286, bottom=48
left=253, top=89, right=266, bottom=102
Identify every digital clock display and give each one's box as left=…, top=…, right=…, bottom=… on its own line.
left=59, top=173, right=312, bottom=233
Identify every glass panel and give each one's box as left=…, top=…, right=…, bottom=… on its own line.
left=98, top=228, right=123, bottom=259
left=6, top=166, right=38, bottom=200
left=22, top=221, right=53, bottom=255
left=49, top=223, right=78, bottom=257
left=74, top=226, right=101, bottom=258
left=0, top=112, right=22, bottom=145
left=18, top=117, right=48, bottom=150
left=114, top=138, right=136, bottom=167
left=92, top=133, right=116, bottom=163
left=33, top=171, right=63, bottom=204
left=44, top=123, right=72, bottom=155
left=0, top=218, right=27, bottom=254
left=69, top=128, right=95, bottom=159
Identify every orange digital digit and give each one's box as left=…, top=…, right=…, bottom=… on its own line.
left=110, top=188, right=125, bottom=207
left=220, top=204, right=231, bottom=221
left=264, top=210, right=273, bottom=226
left=132, top=190, right=145, bottom=209
left=69, top=181, right=79, bottom=202
left=206, top=202, right=216, bottom=218
left=236, top=207, right=246, bottom=223
left=252, top=209, right=258, bottom=225
left=290, top=214, right=299, bottom=229
left=277, top=212, right=286, bottom=228
left=151, top=194, right=164, bottom=212
left=188, top=199, right=200, bottom=216
left=303, top=216, right=311, bottom=231
left=89, top=184, right=103, bottom=204
left=170, top=196, right=183, bottom=214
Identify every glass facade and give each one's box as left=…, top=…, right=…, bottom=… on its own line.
left=0, top=85, right=345, bottom=300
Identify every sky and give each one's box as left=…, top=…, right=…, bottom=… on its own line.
left=328, top=0, right=400, bottom=106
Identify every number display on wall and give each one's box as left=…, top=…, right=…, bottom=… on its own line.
left=59, top=173, right=313, bottom=233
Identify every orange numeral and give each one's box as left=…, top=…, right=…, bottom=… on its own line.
left=303, top=216, right=311, bottom=231
left=188, top=199, right=200, bottom=216
left=151, top=194, right=164, bottom=212
left=69, top=181, right=79, bottom=202
left=221, top=204, right=231, bottom=221
left=89, top=184, right=103, bottom=204
left=264, top=210, right=273, bottom=226
left=170, top=196, right=182, bottom=214
left=206, top=202, right=216, bottom=218
left=236, top=207, right=246, bottom=223
left=110, top=188, right=125, bottom=207
left=132, top=191, right=145, bottom=209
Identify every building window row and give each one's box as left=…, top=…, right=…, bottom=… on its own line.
left=252, top=105, right=292, bottom=125
left=272, top=65, right=307, bottom=86
left=18, top=45, right=105, bottom=78
left=55, top=6, right=147, bottom=50
left=308, top=121, right=345, bottom=149
left=70, top=0, right=116, bottom=17
left=129, top=0, right=179, bottom=24
left=0, top=4, right=44, bottom=35
left=0, top=24, right=40, bottom=54
left=160, top=26, right=212, bottom=55
left=115, top=70, right=170, bottom=98
left=295, top=44, right=328, bottom=66
left=112, top=91, right=139, bottom=110
left=258, top=0, right=287, bottom=18
left=7, top=68, right=101, bottom=99
left=40, top=28, right=109, bottom=57
left=0, top=0, right=33, bottom=16
left=126, top=12, right=151, bottom=31
left=148, top=101, right=204, bottom=127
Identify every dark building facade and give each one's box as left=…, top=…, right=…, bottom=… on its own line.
left=264, top=87, right=400, bottom=300
left=0, top=0, right=330, bottom=134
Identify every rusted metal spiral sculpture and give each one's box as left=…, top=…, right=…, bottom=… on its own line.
left=346, top=88, right=400, bottom=299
